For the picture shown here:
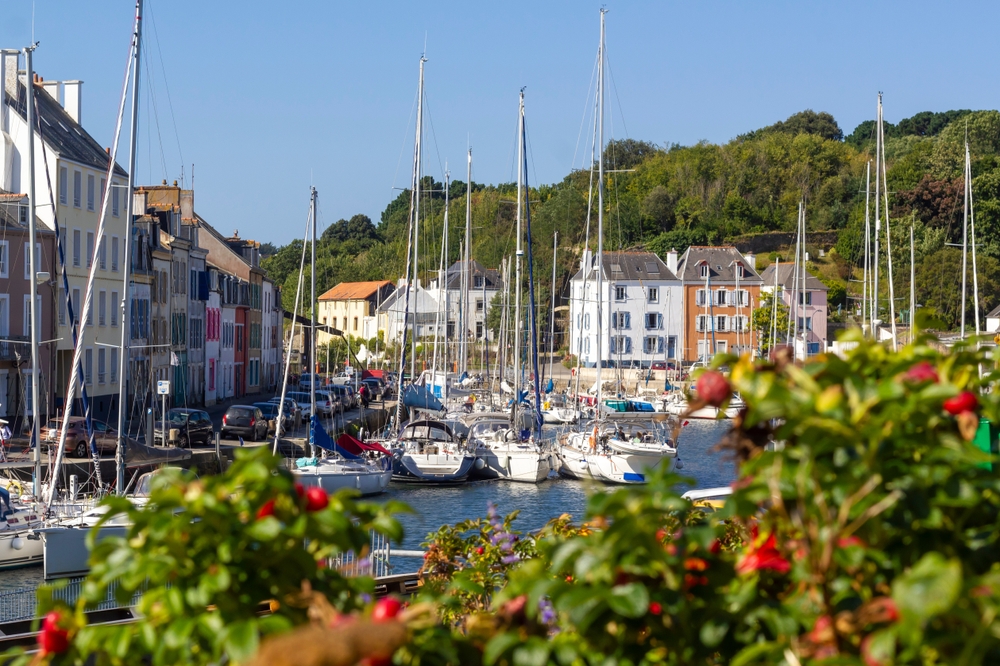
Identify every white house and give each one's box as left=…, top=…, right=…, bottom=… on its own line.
left=569, top=251, right=683, bottom=368
left=377, top=279, right=441, bottom=342
left=425, top=260, right=503, bottom=342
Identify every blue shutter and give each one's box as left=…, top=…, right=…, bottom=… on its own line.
left=198, top=271, right=209, bottom=301
left=624, top=312, right=631, bottom=329
left=657, top=336, right=664, bottom=354
left=609, top=337, right=617, bottom=354
left=625, top=337, right=632, bottom=354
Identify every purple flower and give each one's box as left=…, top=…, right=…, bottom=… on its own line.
left=501, top=553, right=520, bottom=565
left=538, top=598, right=556, bottom=626
left=360, top=593, right=372, bottom=604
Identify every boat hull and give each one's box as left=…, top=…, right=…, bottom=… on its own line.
left=294, top=460, right=392, bottom=496
left=40, top=524, right=129, bottom=579
left=587, top=452, right=674, bottom=484
left=0, top=529, right=43, bottom=570
left=391, top=452, right=476, bottom=484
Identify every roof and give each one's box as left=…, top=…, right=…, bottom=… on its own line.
left=378, top=283, right=440, bottom=313
left=988, top=305, right=1000, bottom=319
left=675, top=246, right=763, bottom=283
left=442, top=260, right=503, bottom=290
left=758, top=263, right=829, bottom=291
left=8, top=82, right=128, bottom=177
left=570, top=251, right=679, bottom=282
left=319, top=280, right=394, bottom=301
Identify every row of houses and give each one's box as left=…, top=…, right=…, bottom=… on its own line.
left=568, top=246, right=829, bottom=366
left=0, top=53, right=281, bottom=429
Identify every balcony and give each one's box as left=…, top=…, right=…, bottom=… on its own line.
left=0, top=336, right=29, bottom=361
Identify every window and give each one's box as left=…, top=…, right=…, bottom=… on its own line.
left=23, top=242, right=40, bottom=279
left=473, top=275, right=484, bottom=288
left=0, top=296, right=8, bottom=358
left=353, top=317, right=358, bottom=331
left=736, top=289, right=750, bottom=307
left=476, top=299, right=484, bottom=312
left=696, top=314, right=708, bottom=332
left=614, top=285, right=627, bottom=301
left=22, top=295, right=40, bottom=336
left=647, top=287, right=658, bottom=303
left=476, top=321, right=484, bottom=339
left=799, top=292, right=813, bottom=305
left=99, top=290, right=106, bottom=326
left=59, top=167, right=68, bottom=204
left=111, top=290, right=119, bottom=326
left=716, top=341, right=728, bottom=354
left=72, top=287, right=81, bottom=325
left=667, top=336, right=677, bottom=359
left=0, top=240, right=7, bottom=278
left=716, top=289, right=728, bottom=306
left=696, top=289, right=706, bottom=306
left=98, top=348, right=106, bottom=384
left=99, top=235, right=106, bottom=269
left=612, top=312, right=630, bottom=329
left=716, top=315, right=728, bottom=332
left=73, top=171, right=82, bottom=208
left=331, top=317, right=337, bottom=329
left=732, top=315, right=748, bottom=332
left=643, top=336, right=664, bottom=355
left=609, top=335, right=632, bottom=355
left=110, top=236, right=119, bottom=272
left=798, top=317, right=813, bottom=331
left=100, top=178, right=106, bottom=208
left=87, top=174, right=95, bottom=211
left=209, top=359, right=215, bottom=391
left=585, top=313, right=590, bottom=330
left=86, top=293, right=94, bottom=326
left=87, top=231, right=94, bottom=268
left=110, top=348, right=118, bottom=383
left=85, top=348, right=93, bottom=384
left=736, top=264, right=745, bottom=279
left=112, top=184, right=120, bottom=216
left=645, top=312, right=662, bottom=330
left=73, top=229, right=81, bottom=266
left=700, top=263, right=709, bottom=278
left=58, top=287, right=66, bottom=325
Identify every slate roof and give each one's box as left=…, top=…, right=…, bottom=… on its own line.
left=443, top=260, right=502, bottom=290
left=378, top=283, right=439, bottom=313
left=570, top=251, right=679, bottom=282
left=319, top=280, right=394, bottom=301
left=675, top=246, right=763, bottom=283
left=7, top=82, right=128, bottom=177
left=987, top=304, right=1000, bottom=319
left=759, top=263, right=829, bottom=291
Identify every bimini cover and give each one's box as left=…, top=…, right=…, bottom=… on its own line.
left=124, top=437, right=192, bottom=469
left=311, top=415, right=357, bottom=459
left=403, top=384, right=443, bottom=411
left=336, top=432, right=391, bottom=457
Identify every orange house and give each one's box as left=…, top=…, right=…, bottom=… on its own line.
left=675, top=246, right=762, bottom=362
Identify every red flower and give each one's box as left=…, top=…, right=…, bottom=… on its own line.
left=648, top=601, right=663, bottom=615
left=709, top=540, right=722, bottom=554
left=861, top=634, right=889, bottom=666
left=865, top=597, right=900, bottom=624
left=696, top=370, right=731, bottom=407
left=837, top=535, right=865, bottom=549
left=736, top=531, right=790, bottom=575
left=38, top=611, right=70, bottom=655
left=304, top=486, right=329, bottom=512
left=903, top=361, right=939, bottom=384
left=256, top=499, right=276, bottom=519
left=807, top=614, right=834, bottom=645
left=684, top=573, right=709, bottom=589
left=684, top=557, right=709, bottom=572
left=372, top=596, right=403, bottom=622
left=475, top=546, right=485, bottom=555
left=944, top=391, right=978, bottom=416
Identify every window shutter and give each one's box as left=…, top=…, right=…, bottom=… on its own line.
left=609, top=337, right=616, bottom=354
left=625, top=337, right=632, bottom=353
left=657, top=313, right=663, bottom=329
left=658, top=336, right=665, bottom=353
left=624, top=312, right=631, bottom=329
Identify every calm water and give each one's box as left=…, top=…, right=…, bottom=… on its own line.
left=0, top=420, right=734, bottom=591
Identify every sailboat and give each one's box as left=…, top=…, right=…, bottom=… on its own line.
left=558, top=10, right=677, bottom=484
left=290, top=188, right=391, bottom=496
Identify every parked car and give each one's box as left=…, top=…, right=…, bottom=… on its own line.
left=361, top=378, right=383, bottom=399
left=221, top=405, right=268, bottom=441
left=327, top=385, right=354, bottom=409
left=45, top=417, right=118, bottom=458
left=315, top=390, right=340, bottom=414
left=298, top=373, right=324, bottom=391
left=253, top=402, right=291, bottom=435
left=153, top=408, right=214, bottom=447
left=287, top=391, right=338, bottom=417
left=268, top=397, right=303, bottom=427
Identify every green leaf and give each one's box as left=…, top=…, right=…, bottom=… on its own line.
left=730, top=641, right=782, bottom=666
left=699, top=619, right=729, bottom=647
left=483, top=632, right=522, bottom=666
left=223, top=618, right=260, bottom=663
left=607, top=582, right=649, bottom=618
left=246, top=516, right=282, bottom=541
left=892, top=552, right=962, bottom=623
left=513, top=638, right=550, bottom=666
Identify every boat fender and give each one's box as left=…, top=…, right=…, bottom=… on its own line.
left=675, top=458, right=684, bottom=470
left=11, top=536, right=24, bottom=551
left=474, top=458, right=486, bottom=471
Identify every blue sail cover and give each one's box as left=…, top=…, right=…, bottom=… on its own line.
left=310, top=415, right=360, bottom=459
left=545, top=378, right=554, bottom=394
left=403, top=384, right=443, bottom=411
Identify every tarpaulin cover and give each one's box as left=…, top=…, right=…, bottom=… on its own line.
left=336, top=432, right=391, bottom=456
left=311, top=415, right=358, bottom=459
left=403, top=384, right=443, bottom=411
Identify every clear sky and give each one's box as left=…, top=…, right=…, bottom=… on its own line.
left=4, top=1, right=1000, bottom=246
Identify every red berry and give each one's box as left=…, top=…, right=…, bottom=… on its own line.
left=256, top=499, right=276, bottom=519
left=476, top=546, right=485, bottom=555
left=695, top=370, right=731, bottom=407
left=648, top=601, right=663, bottom=615
left=372, top=596, right=403, bottom=622
left=903, top=361, right=939, bottom=384
left=944, top=391, right=978, bottom=415
left=304, top=486, right=328, bottom=512
left=38, top=611, right=69, bottom=655
left=294, top=483, right=306, bottom=500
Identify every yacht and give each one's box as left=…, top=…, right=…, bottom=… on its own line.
left=390, top=419, right=477, bottom=484
left=558, top=417, right=677, bottom=484
left=463, top=412, right=552, bottom=483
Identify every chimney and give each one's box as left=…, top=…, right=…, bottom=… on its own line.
left=180, top=189, right=194, bottom=220
left=40, top=80, right=61, bottom=103
left=62, top=80, right=82, bottom=124
left=2, top=50, right=18, bottom=100
left=666, top=248, right=678, bottom=275
left=580, top=247, right=593, bottom=272
left=745, top=251, right=756, bottom=270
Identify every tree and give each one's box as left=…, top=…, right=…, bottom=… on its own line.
left=751, top=291, right=789, bottom=353
left=748, top=110, right=844, bottom=142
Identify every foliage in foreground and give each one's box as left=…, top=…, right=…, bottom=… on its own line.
left=14, top=334, right=1000, bottom=665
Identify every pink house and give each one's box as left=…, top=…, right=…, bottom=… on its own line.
left=759, top=263, right=828, bottom=357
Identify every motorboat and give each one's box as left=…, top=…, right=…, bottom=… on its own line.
left=540, top=394, right=581, bottom=424
left=463, top=412, right=552, bottom=483
left=659, top=391, right=743, bottom=419
left=0, top=506, right=44, bottom=570
left=558, top=417, right=677, bottom=484
left=293, top=417, right=392, bottom=496
left=390, top=419, right=477, bottom=484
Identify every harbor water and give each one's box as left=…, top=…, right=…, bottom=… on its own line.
left=0, top=419, right=734, bottom=591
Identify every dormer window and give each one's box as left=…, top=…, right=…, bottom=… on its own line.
left=736, top=264, right=745, bottom=278
left=700, top=264, right=709, bottom=278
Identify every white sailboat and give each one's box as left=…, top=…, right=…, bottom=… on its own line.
left=558, top=10, right=676, bottom=484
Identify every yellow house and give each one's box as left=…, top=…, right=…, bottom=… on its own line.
left=317, top=281, right=394, bottom=344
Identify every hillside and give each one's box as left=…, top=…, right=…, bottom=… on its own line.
left=264, top=109, right=1000, bottom=333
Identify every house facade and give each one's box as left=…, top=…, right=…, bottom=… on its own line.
left=425, top=260, right=503, bottom=342
left=675, top=246, right=763, bottom=362
left=568, top=251, right=684, bottom=368
left=759, top=262, right=829, bottom=357
left=317, top=280, right=395, bottom=345
left=377, top=280, right=439, bottom=343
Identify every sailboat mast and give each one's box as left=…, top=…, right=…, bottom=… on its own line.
left=116, top=0, right=143, bottom=493
left=961, top=141, right=969, bottom=339
left=411, top=57, right=426, bottom=381
left=513, top=91, right=525, bottom=426
left=595, top=8, right=605, bottom=410
left=874, top=95, right=882, bottom=334
left=310, top=186, right=317, bottom=454
left=549, top=231, right=557, bottom=385
left=969, top=143, right=981, bottom=337
left=24, top=46, right=41, bottom=496
left=909, top=224, right=915, bottom=341
left=863, top=161, right=870, bottom=335
left=463, top=148, right=471, bottom=373
left=880, top=95, right=898, bottom=351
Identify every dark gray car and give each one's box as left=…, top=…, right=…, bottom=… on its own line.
left=221, top=405, right=267, bottom=441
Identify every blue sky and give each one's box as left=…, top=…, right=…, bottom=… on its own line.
left=4, top=1, right=1000, bottom=246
